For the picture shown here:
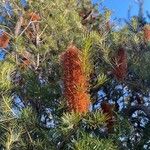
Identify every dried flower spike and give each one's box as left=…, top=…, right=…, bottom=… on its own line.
left=101, top=101, right=115, bottom=132
left=61, top=44, right=90, bottom=114
left=0, top=32, right=10, bottom=48
left=113, top=47, right=127, bottom=81
left=106, top=21, right=111, bottom=31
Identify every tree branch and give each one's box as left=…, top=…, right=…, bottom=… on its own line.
left=125, top=105, right=150, bottom=119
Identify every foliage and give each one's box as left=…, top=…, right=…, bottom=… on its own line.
left=0, top=0, right=150, bottom=150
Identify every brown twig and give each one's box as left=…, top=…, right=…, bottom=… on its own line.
left=14, top=14, right=24, bottom=36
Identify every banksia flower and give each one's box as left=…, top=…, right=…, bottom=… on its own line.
left=28, top=12, right=40, bottom=21
left=113, top=47, right=127, bottom=81
left=106, top=21, right=111, bottom=32
left=61, top=44, right=90, bottom=114
left=101, top=101, right=115, bottom=132
left=143, top=25, right=150, bottom=42
left=0, top=31, right=9, bottom=48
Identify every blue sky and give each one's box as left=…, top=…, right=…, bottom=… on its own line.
left=92, top=0, right=150, bottom=20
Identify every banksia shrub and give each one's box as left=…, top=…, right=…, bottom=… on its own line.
left=143, top=25, right=150, bottom=42
left=113, top=47, right=127, bottom=81
left=61, top=44, right=90, bottom=114
left=0, top=31, right=9, bottom=48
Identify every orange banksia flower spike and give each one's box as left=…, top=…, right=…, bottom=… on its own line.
left=0, top=31, right=10, bottom=48
left=113, top=47, right=127, bottom=81
left=25, top=12, right=41, bottom=41
left=28, top=12, right=40, bottom=21
left=61, top=44, right=90, bottom=114
left=143, top=25, right=150, bottom=42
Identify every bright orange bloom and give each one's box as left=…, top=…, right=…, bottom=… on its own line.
left=0, top=32, right=10, bottom=48
left=61, top=44, right=90, bottom=114
left=28, top=12, right=40, bottom=21
left=113, top=48, right=127, bottom=81
left=143, top=25, right=150, bottom=42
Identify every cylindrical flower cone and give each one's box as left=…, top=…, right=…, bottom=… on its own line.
left=61, top=44, right=90, bottom=114
left=0, top=32, right=9, bottom=48
left=106, top=21, right=111, bottom=32
left=101, top=101, right=115, bottom=132
left=113, top=47, right=127, bottom=81
left=143, top=25, right=150, bottom=43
